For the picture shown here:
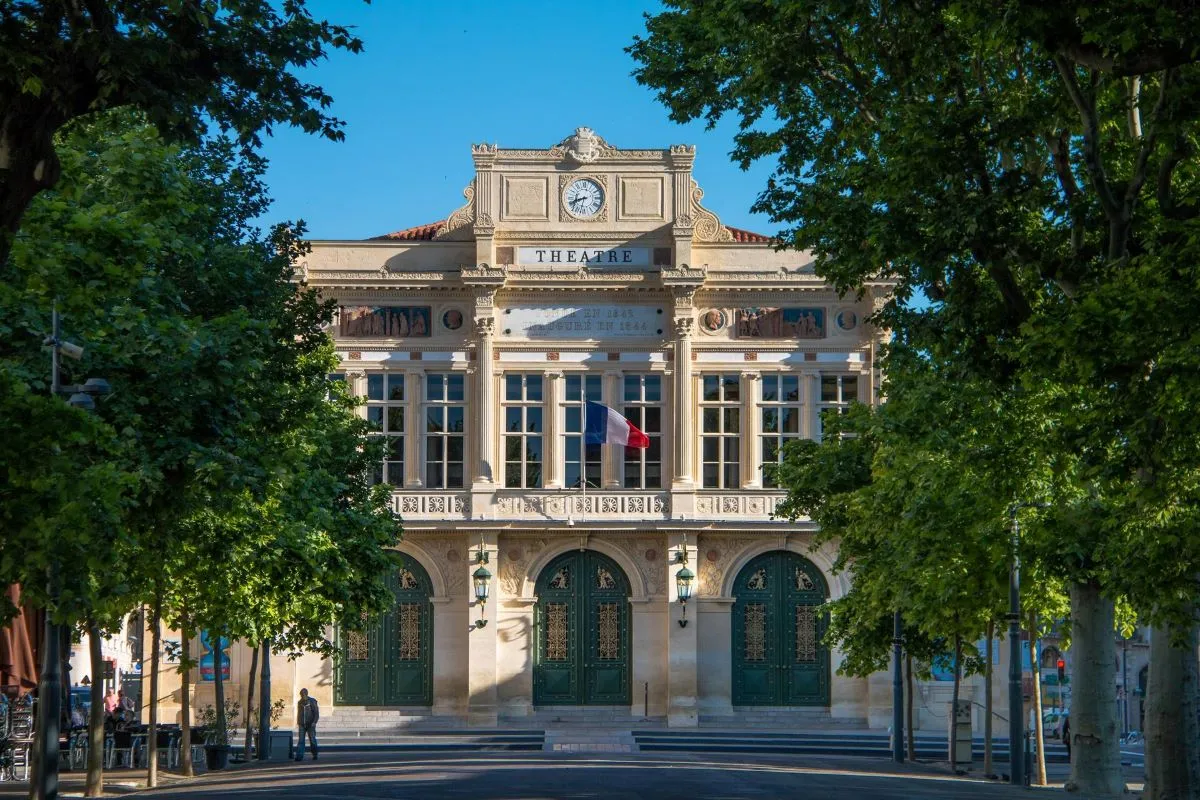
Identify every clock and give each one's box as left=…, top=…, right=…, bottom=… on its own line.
left=564, top=178, right=604, bottom=218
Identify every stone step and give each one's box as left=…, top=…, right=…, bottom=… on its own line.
left=544, top=731, right=636, bottom=754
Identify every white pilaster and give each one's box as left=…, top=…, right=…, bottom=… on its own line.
left=544, top=371, right=563, bottom=489
left=667, top=533, right=700, bottom=726
left=741, top=371, right=761, bottom=489
left=466, top=532, right=500, bottom=726
left=603, top=369, right=622, bottom=489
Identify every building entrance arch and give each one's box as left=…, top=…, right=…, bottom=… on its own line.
left=335, top=561, right=433, bottom=706
left=533, top=550, right=630, bottom=705
left=732, top=550, right=830, bottom=706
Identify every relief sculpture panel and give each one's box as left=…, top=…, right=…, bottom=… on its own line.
left=697, top=535, right=761, bottom=597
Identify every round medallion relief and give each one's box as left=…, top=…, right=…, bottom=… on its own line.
left=706, top=549, right=720, bottom=562
left=507, top=548, right=523, bottom=562
left=644, top=549, right=657, bottom=562
left=835, top=309, right=858, bottom=331
left=442, top=309, right=464, bottom=331
left=701, top=309, right=727, bottom=333
left=446, top=549, right=460, bottom=562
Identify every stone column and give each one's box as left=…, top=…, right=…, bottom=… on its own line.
left=603, top=369, right=622, bottom=489
left=741, top=371, right=760, bottom=489
left=802, top=369, right=821, bottom=441
left=544, top=371, right=563, bottom=489
left=667, top=533, right=700, bottom=726
left=430, top=596, right=466, bottom=716
left=466, top=531, right=500, bottom=726
left=404, top=369, right=423, bottom=488
left=472, top=317, right=496, bottom=485
left=672, top=317, right=695, bottom=488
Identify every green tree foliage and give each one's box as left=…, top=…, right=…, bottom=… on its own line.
left=0, top=0, right=368, bottom=266
left=631, top=3, right=1200, bottom=795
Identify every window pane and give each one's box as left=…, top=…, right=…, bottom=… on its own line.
left=525, top=436, right=542, bottom=461
left=585, top=463, right=601, bottom=487
left=645, top=465, right=662, bottom=488
left=388, top=375, right=405, bottom=401
left=646, top=438, right=661, bottom=462
left=427, top=409, right=443, bottom=433
left=447, top=406, right=464, bottom=432
left=724, top=463, right=739, bottom=489
left=624, top=375, right=640, bottom=402
left=506, top=374, right=522, bottom=401
left=702, top=437, right=718, bottom=461
left=370, top=464, right=384, bottom=486
left=624, top=471, right=640, bottom=489
left=566, top=375, right=581, bottom=399
left=843, top=376, right=858, bottom=400
left=367, top=406, right=384, bottom=431
left=703, top=464, right=719, bottom=488
left=585, top=375, right=601, bottom=400
left=447, top=436, right=464, bottom=461
left=783, top=408, right=800, bottom=433
left=703, top=408, right=719, bottom=432
left=505, top=462, right=522, bottom=488
left=526, top=463, right=542, bottom=488
left=566, top=406, right=581, bottom=432
left=386, top=462, right=404, bottom=484
left=724, top=408, right=740, bottom=434
left=505, top=408, right=522, bottom=432
left=645, top=375, right=661, bottom=402
left=644, top=407, right=661, bottom=432
left=426, top=463, right=443, bottom=489
left=505, top=437, right=521, bottom=460
left=762, top=408, right=779, bottom=433
left=526, top=375, right=543, bottom=401
left=624, top=446, right=640, bottom=465
left=784, top=375, right=800, bottom=402
left=724, top=438, right=738, bottom=461
left=821, top=376, right=838, bottom=402
left=761, top=377, right=778, bottom=402
left=623, top=407, right=641, bottom=428
left=426, top=374, right=444, bottom=401
left=447, top=463, right=464, bottom=488
left=703, top=375, right=719, bottom=401
left=723, top=375, right=740, bottom=401
left=565, top=438, right=580, bottom=461
left=585, top=443, right=601, bottom=463
left=367, top=374, right=384, bottom=401
left=526, top=407, right=542, bottom=432
left=763, top=437, right=779, bottom=463
left=388, top=438, right=405, bottom=460
left=329, top=373, right=345, bottom=383
left=427, top=437, right=443, bottom=460
left=447, top=374, right=465, bottom=401
left=566, top=464, right=581, bottom=489
left=387, top=407, right=404, bottom=432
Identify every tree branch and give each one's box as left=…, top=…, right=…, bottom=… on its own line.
left=1053, top=55, right=1122, bottom=221
left=1059, top=40, right=1200, bottom=77
left=1157, top=135, right=1199, bottom=221
left=1127, top=76, right=1142, bottom=139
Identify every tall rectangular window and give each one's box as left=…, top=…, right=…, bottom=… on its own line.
left=425, top=373, right=466, bottom=489
left=623, top=374, right=663, bottom=489
left=564, top=374, right=602, bottom=489
left=504, top=373, right=543, bottom=488
left=760, top=374, right=802, bottom=488
left=817, top=374, right=859, bottom=439
left=701, top=374, right=741, bottom=488
left=366, top=372, right=405, bottom=485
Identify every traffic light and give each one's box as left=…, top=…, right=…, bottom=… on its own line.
left=1057, top=658, right=1066, bottom=683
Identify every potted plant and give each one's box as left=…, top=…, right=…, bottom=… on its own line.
left=196, top=699, right=241, bottom=770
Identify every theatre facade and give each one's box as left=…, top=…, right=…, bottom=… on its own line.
left=287, top=128, right=896, bottom=728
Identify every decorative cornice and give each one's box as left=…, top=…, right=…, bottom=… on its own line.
left=690, top=180, right=735, bottom=243
left=435, top=183, right=475, bottom=240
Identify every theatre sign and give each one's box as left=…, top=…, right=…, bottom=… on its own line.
left=516, top=247, right=652, bottom=266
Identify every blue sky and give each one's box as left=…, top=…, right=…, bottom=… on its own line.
left=256, top=1, right=777, bottom=241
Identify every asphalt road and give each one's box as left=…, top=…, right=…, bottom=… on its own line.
left=127, top=752, right=1063, bottom=800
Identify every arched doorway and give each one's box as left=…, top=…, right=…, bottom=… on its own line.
left=335, top=561, right=433, bottom=706
left=732, top=551, right=830, bottom=706
left=534, top=550, right=631, bottom=705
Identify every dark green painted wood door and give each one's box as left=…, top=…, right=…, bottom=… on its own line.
left=335, top=562, right=433, bottom=706
left=732, top=551, right=830, bottom=706
left=534, top=550, right=630, bottom=705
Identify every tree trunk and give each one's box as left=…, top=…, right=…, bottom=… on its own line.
left=950, top=633, right=962, bottom=770
left=1145, top=620, right=1199, bottom=800
left=243, top=645, right=259, bottom=761
left=84, top=621, right=105, bottom=797
left=985, top=621, right=994, bottom=777
left=1066, top=581, right=1124, bottom=797
left=146, top=594, right=162, bottom=788
left=257, top=640, right=271, bottom=760
left=1029, top=612, right=1047, bottom=786
left=180, top=626, right=193, bottom=777
left=1185, top=622, right=1200, bottom=798
left=214, top=633, right=227, bottom=752
left=905, top=652, right=916, bottom=761
left=0, top=109, right=65, bottom=270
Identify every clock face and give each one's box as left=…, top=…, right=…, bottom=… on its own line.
left=564, top=178, right=604, bottom=218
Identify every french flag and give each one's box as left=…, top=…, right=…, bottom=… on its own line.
left=584, top=401, right=650, bottom=448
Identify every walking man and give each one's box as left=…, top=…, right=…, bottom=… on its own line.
left=295, top=688, right=319, bottom=761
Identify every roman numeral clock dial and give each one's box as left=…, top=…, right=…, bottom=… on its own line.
left=564, top=178, right=604, bottom=218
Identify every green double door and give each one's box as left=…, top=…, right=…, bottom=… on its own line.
left=335, top=563, right=432, bottom=706
left=534, top=550, right=631, bottom=705
left=732, top=551, right=830, bottom=706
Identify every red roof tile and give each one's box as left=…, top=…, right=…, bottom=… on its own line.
left=369, top=220, right=446, bottom=241
left=726, top=225, right=774, bottom=243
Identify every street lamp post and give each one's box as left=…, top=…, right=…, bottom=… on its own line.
left=1008, top=501, right=1048, bottom=786
left=36, top=306, right=110, bottom=800
left=892, top=610, right=904, bottom=763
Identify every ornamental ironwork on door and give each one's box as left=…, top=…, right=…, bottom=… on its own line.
left=732, top=551, right=830, bottom=706
left=534, top=550, right=630, bottom=705
left=335, top=562, right=433, bottom=706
